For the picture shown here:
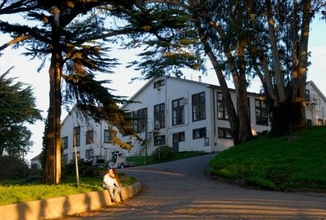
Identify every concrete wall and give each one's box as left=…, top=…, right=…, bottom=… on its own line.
left=0, top=182, right=141, bottom=220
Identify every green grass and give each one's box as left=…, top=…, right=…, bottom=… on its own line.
left=0, top=151, right=205, bottom=206
left=0, top=173, right=136, bottom=206
left=209, top=126, right=326, bottom=191
left=127, top=150, right=208, bottom=166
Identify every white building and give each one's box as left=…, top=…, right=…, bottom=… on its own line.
left=60, top=76, right=326, bottom=164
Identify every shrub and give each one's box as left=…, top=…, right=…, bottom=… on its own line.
left=152, top=145, right=173, bottom=162
left=62, top=159, right=100, bottom=177
left=0, top=156, right=30, bottom=180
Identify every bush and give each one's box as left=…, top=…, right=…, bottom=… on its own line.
left=152, top=145, right=173, bottom=162
left=62, top=159, right=100, bottom=177
left=0, top=156, right=30, bottom=180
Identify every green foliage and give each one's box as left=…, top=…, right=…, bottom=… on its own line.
left=209, top=126, right=326, bottom=191
left=152, top=145, right=173, bottom=162
left=0, top=72, right=42, bottom=157
left=0, top=156, right=30, bottom=180
left=62, top=160, right=100, bottom=178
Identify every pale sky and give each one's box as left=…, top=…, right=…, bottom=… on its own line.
left=0, top=16, right=325, bottom=162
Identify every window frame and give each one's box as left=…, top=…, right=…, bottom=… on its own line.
left=193, top=127, right=206, bottom=139
left=192, top=92, right=206, bottom=121
left=172, top=98, right=185, bottom=126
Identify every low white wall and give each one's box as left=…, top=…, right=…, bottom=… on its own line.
left=0, top=182, right=142, bottom=220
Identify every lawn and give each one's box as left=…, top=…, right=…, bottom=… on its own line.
left=0, top=151, right=207, bottom=206
left=209, top=125, right=326, bottom=191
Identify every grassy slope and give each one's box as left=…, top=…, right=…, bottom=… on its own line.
left=209, top=126, right=326, bottom=191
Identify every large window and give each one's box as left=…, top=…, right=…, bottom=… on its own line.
left=86, top=130, right=94, bottom=145
left=104, top=129, right=111, bottom=143
left=172, top=98, right=185, bottom=126
left=62, top=136, right=68, bottom=149
left=131, top=108, right=148, bottom=133
left=73, top=126, right=80, bottom=147
left=255, top=99, right=268, bottom=125
left=218, top=127, right=232, bottom=139
left=154, top=135, right=166, bottom=146
left=193, top=127, right=206, bottom=139
left=192, top=92, right=206, bottom=121
left=217, top=92, right=228, bottom=120
left=154, top=103, right=165, bottom=129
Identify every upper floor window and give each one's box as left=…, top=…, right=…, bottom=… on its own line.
left=217, top=92, right=228, bottom=120
left=131, top=108, right=148, bottom=133
left=62, top=136, right=68, bottom=149
left=86, top=130, right=94, bottom=145
left=154, top=103, right=165, bottom=129
left=153, top=80, right=165, bottom=89
left=73, top=126, right=80, bottom=147
left=255, top=99, right=268, bottom=126
left=192, top=92, right=206, bottom=121
left=193, top=127, right=206, bottom=139
left=104, top=129, right=111, bottom=143
left=172, top=98, right=185, bottom=126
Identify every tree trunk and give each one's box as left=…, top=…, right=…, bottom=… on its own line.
left=43, top=13, right=62, bottom=184
left=235, top=43, right=253, bottom=143
left=290, top=0, right=311, bottom=130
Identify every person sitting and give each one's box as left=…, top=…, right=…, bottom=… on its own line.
left=103, top=167, right=123, bottom=203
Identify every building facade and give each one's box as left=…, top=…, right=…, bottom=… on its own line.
left=60, top=76, right=326, bottom=164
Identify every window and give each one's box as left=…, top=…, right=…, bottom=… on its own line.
left=154, top=135, right=166, bottom=146
left=153, top=79, right=165, bottom=89
left=193, top=127, right=206, bottom=139
left=307, top=119, right=312, bottom=126
left=62, top=154, right=68, bottom=164
left=172, top=98, right=185, bottom=126
left=174, top=132, right=185, bottom=142
left=85, top=149, right=93, bottom=160
left=62, top=136, right=68, bottom=149
left=218, top=127, right=232, bottom=139
left=73, top=151, right=80, bottom=160
left=104, top=129, right=111, bottom=143
left=255, top=99, right=268, bottom=126
left=217, top=92, right=228, bottom=120
left=154, top=103, right=165, bottom=129
left=131, top=108, right=148, bottom=133
left=73, top=126, right=80, bottom=147
left=192, top=92, right=206, bottom=121
left=86, top=130, right=94, bottom=145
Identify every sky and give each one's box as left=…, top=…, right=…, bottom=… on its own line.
left=1, top=16, right=325, bottom=162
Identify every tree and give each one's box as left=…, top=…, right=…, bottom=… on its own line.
left=0, top=0, right=137, bottom=184
left=108, top=0, right=253, bottom=144
left=0, top=70, right=42, bottom=158
left=243, top=0, right=326, bottom=135
left=116, top=0, right=325, bottom=140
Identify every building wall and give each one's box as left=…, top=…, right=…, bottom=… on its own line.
left=305, top=82, right=326, bottom=126
left=60, top=77, right=326, bottom=163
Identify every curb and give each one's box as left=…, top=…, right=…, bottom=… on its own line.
left=0, top=182, right=142, bottom=220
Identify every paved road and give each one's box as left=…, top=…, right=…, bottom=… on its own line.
left=64, top=153, right=326, bottom=219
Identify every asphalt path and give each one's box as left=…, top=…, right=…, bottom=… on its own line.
left=63, top=153, right=326, bottom=219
